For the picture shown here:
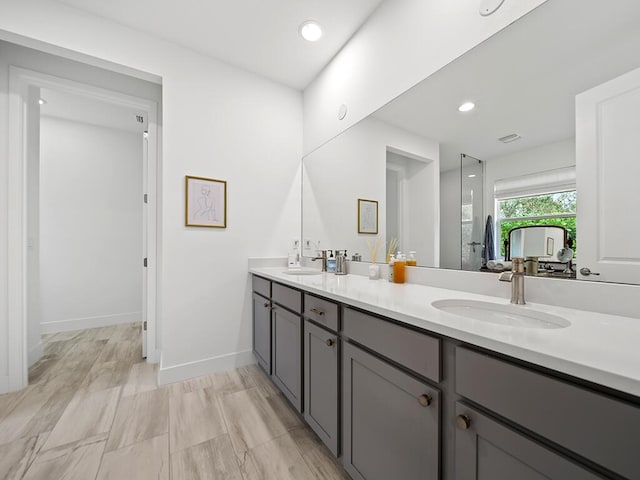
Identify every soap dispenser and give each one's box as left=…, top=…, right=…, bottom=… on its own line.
left=327, top=250, right=337, bottom=273
left=336, top=250, right=348, bottom=275
left=393, top=252, right=406, bottom=284
left=288, top=243, right=300, bottom=269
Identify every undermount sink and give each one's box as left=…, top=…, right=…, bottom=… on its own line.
left=431, top=299, right=570, bottom=329
left=282, top=268, right=322, bottom=276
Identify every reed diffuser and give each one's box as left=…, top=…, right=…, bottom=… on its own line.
left=366, top=238, right=381, bottom=280
left=386, top=237, right=398, bottom=263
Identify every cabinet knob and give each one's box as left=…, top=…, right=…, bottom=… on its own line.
left=263, top=302, right=270, bottom=308
left=418, top=394, right=432, bottom=407
left=310, top=307, right=325, bottom=316
left=326, top=338, right=335, bottom=347
left=456, top=414, right=471, bottom=430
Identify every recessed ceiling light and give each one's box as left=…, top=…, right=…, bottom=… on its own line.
left=38, top=99, right=47, bottom=105
left=299, top=21, right=323, bottom=42
left=458, top=102, right=475, bottom=112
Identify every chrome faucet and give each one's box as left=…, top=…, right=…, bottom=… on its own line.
left=499, top=257, right=526, bottom=304
left=312, top=250, right=328, bottom=272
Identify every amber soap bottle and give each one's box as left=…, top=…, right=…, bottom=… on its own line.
left=393, top=253, right=406, bottom=284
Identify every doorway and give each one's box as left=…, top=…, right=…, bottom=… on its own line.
left=7, top=66, right=160, bottom=392
left=385, top=148, right=439, bottom=267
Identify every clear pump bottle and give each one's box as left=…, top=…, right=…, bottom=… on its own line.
left=327, top=250, right=336, bottom=273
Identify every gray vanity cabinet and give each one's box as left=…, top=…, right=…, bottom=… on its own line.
left=252, top=276, right=272, bottom=374
left=252, top=292, right=272, bottom=374
left=251, top=274, right=640, bottom=480
left=342, top=341, right=440, bottom=480
left=304, top=319, right=339, bottom=456
left=271, top=284, right=303, bottom=413
left=454, top=402, right=602, bottom=480
left=456, top=346, right=640, bottom=479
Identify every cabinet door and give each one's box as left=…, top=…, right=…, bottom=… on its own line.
left=454, top=402, right=602, bottom=480
left=252, top=293, right=271, bottom=374
left=271, top=305, right=302, bottom=412
left=342, top=341, right=439, bottom=480
left=576, top=66, right=640, bottom=284
left=304, top=319, right=339, bottom=455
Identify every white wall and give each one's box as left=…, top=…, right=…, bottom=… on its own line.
left=439, top=168, right=461, bottom=269
left=39, top=116, right=143, bottom=332
left=0, top=2, right=302, bottom=390
left=303, top=0, right=548, bottom=154
left=302, top=116, right=438, bottom=264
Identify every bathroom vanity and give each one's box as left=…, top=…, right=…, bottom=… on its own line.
left=251, top=268, right=640, bottom=480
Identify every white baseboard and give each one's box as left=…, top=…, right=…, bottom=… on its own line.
left=28, top=342, right=43, bottom=368
left=40, top=311, right=142, bottom=334
left=158, top=350, right=256, bottom=386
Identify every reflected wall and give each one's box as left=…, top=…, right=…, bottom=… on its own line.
left=302, top=116, right=439, bottom=265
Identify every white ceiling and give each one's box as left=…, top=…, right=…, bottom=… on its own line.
left=40, top=87, right=147, bottom=133
left=373, top=0, right=640, bottom=171
left=52, top=0, right=385, bottom=89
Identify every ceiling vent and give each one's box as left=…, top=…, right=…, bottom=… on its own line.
left=498, top=133, right=522, bottom=143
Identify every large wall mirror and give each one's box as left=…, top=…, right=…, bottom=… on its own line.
left=302, top=0, right=640, bottom=284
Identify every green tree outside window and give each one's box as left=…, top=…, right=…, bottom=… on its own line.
left=497, top=191, right=576, bottom=258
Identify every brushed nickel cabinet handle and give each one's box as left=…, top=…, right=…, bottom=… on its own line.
left=326, top=338, right=335, bottom=347
left=456, top=414, right=471, bottom=430
left=310, top=307, right=325, bottom=316
left=418, top=394, right=432, bottom=407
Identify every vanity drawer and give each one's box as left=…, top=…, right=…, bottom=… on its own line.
left=342, top=307, right=441, bottom=383
left=455, top=346, right=640, bottom=480
left=304, top=294, right=339, bottom=332
left=252, top=275, right=271, bottom=299
left=272, top=282, right=302, bottom=313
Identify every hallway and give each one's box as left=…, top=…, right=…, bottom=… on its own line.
left=0, top=323, right=348, bottom=479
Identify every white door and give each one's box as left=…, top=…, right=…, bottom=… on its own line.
left=576, top=66, right=640, bottom=284
left=141, top=129, right=148, bottom=358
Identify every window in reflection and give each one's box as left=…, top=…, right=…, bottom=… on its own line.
left=497, top=191, right=577, bottom=258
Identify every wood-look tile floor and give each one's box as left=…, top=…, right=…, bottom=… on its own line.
left=0, top=323, right=349, bottom=480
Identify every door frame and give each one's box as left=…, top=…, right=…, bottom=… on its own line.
left=386, top=161, right=408, bottom=254
left=7, top=66, right=160, bottom=392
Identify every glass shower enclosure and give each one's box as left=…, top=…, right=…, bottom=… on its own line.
left=460, top=154, right=485, bottom=271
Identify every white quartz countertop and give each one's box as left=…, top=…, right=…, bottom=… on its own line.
left=250, top=267, right=640, bottom=398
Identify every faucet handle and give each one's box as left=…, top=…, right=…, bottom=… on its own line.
left=511, top=257, right=525, bottom=273
left=499, top=271, right=514, bottom=282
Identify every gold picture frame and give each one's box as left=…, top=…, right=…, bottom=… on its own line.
left=185, top=175, right=227, bottom=228
left=358, top=198, right=378, bottom=234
